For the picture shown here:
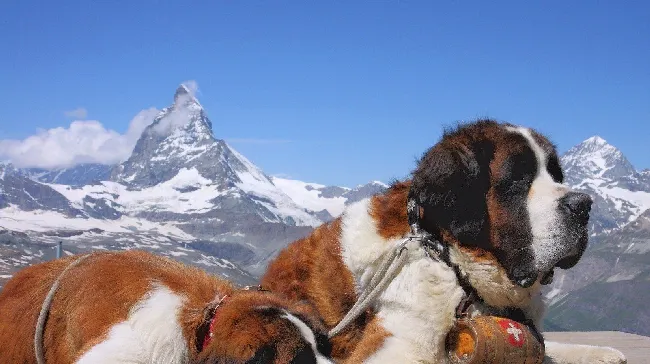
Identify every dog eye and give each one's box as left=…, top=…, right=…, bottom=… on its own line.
left=546, top=155, right=564, bottom=183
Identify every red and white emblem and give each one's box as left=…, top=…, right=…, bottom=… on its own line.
left=498, top=319, right=525, bottom=347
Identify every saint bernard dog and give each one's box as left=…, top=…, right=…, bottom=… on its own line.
left=261, top=120, right=627, bottom=363
left=0, top=250, right=334, bottom=363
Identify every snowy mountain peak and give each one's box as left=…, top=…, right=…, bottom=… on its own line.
left=174, top=84, right=191, bottom=100
left=560, top=136, right=650, bottom=235
left=562, top=136, right=635, bottom=183
left=583, top=135, right=608, bottom=146
left=369, top=180, right=389, bottom=188
left=110, top=85, right=218, bottom=187
left=272, top=177, right=388, bottom=218
left=107, top=84, right=323, bottom=229
left=173, top=83, right=201, bottom=108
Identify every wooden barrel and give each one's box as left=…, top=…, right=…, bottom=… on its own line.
left=446, top=316, right=544, bottom=364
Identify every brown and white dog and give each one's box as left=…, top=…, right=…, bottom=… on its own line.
left=261, top=120, right=627, bottom=363
left=0, top=250, right=334, bottom=363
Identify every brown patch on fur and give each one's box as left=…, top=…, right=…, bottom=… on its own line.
left=261, top=182, right=413, bottom=361
left=196, top=291, right=328, bottom=363
left=343, top=316, right=390, bottom=363
left=0, top=251, right=231, bottom=362
left=486, top=126, right=529, bottom=249
left=0, top=251, right=330, bottom=364
left=369, top=181, right=411, bottom=239
left=262, top=219, right=375, bottom=361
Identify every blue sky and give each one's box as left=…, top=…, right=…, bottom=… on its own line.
left=0, top=1, right=648, bottom=186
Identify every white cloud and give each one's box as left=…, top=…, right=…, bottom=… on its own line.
left=151, top=106, right=193, bottom=135
left=181, top=80, right=199, bottom=98
left=151, top=80, right=202, bottom=136
left=64, top=107, right=88, bottom=120
left=0, top=108, right=160, bottom=169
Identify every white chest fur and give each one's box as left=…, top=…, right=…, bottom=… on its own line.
left=340, top=199, right=466, bottom=363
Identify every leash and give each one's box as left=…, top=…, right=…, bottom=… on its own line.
left=327, top=196, right=452, bottom=339
left=35, top=253, right=92, bottom=364
left=328, top=236, right=415, bottom=338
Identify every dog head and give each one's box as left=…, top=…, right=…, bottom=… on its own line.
left=195, top=290, right=333, bottom=364
left=410, top=120, right=591, bottom=290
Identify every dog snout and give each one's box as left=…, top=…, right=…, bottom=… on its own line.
left=560, top=192, right=592, bottom=219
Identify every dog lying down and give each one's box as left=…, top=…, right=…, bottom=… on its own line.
left=0, top=250, right=334, bottom=364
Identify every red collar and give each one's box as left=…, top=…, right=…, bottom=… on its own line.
left=200, top=285, right=270, bottom=351
left=201, top=294, right=229, bottom=351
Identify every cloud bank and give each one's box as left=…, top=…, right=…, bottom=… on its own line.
left=0, top=108, right=160, bottom=169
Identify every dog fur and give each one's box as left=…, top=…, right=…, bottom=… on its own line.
left=261, top=119, right=627, bottom=363
left=0, top=250, right=334, bottom=363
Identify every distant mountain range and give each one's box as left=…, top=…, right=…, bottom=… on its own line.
left=0, top=84, right=386, bottom=286
left=543, top=136, right=650, bottom=336
left=1, top=85, right=648, bottom=335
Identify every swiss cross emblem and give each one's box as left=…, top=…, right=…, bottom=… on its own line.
left=498, top=319, right=525, bottom=347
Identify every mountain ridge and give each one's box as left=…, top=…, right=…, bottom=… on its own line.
left=1, top=84, right=387, bottom=285
left=560, top=136, right=650, bottom=235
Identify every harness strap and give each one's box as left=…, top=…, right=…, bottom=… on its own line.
left=328, top=237, right=413, bottom=338
left=35, top=253, right=92, bottom=364
left=327, top=196, right=451, bottom=338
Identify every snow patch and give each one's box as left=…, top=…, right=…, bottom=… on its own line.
left=48, top=168, right=230, bottom=215
left=606, top=272, right=639, bottom=282
left=272, top=177, right=347, bottom=216
left=228, top=145, right=322, bottom=226
left=0, top=206, right=194, bottom=240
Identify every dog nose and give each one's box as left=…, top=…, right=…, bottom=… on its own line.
left=561, top=192, right=593, bottom=217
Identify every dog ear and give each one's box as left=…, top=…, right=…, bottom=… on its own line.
left=410, top=141, right=493, bottom=247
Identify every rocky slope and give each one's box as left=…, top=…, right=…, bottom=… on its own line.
left=26, top=163, right=112, bottom=186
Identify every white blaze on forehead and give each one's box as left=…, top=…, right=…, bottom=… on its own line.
left=282, top=312, right=334, bottom=364
left=506, top=126, right=569, bottom=271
